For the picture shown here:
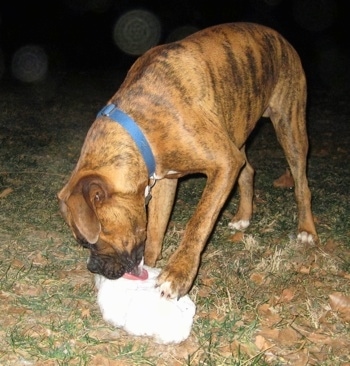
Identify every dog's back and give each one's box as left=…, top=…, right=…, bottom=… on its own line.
left=113, top=22, right=306, bottom=148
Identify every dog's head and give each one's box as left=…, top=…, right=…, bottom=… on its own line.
left=57, top=172, right=148, bottom=279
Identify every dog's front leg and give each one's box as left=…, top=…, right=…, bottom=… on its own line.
left=157, top=149, right=245, bottom=299
left=145, top=178, right=178, bottom=266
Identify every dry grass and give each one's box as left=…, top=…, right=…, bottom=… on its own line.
left=1, top=72, right=350, bottom=365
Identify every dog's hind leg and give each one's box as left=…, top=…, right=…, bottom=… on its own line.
left=145, top=178, right=178, bottom=266
left=269, top=102, right=318, bottom=244
left=229, top=146, right=254, bottom=232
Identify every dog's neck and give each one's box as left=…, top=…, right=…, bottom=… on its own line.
left=97, top=104, right=156, bottom=205
left=97, top=104, right=156, bottom=178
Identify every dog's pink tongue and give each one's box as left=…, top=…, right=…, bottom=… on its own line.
left=122, top=268, right=148, bottom=281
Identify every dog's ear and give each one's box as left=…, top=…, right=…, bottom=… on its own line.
left=58, top=175, right=108, bottom=244
left=81, top=176, right=107, bottom=210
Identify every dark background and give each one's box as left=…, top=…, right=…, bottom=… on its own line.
left=0, top=0, right=348, bottom=93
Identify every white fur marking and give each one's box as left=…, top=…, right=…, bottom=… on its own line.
left=228, top=219, right=250, bottom=231
left=297, top=231, right=314, bottom=244
left=158, top=280, right=174, bottom=298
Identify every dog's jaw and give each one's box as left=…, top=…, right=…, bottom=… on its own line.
left=86, top=242, right=145, bottom=279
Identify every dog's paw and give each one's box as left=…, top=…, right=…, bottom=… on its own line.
left=228, top=219, right=250, bottom=231
left=297, top=231, right=315, bottom=244
left=157, top=280, right=177, bottom=299
left=156, top=268, right=193, bottom=300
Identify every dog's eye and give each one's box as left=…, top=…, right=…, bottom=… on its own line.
left=77, top=237, right=96, bottom=250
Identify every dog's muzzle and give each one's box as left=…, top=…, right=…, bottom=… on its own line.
left=86, top=243, right=145, bottom=279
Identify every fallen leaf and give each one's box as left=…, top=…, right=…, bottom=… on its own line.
left=329, top=292, right=350, bottom=321
left=0, top=187, right=13, bottom=198
left=200, top=276, right=215, bottom=287
left=13, top=283, right=43, bottom=296
left=298, top=265, right=311, bottom=274
left=258, top=303, right=271, bottom=315
left=229, top=231, right=244, bottom=242
left=250, top=272, right=266, bottom=285
left=30, top=251, right=48, bottom=265
left=197, top=274, right=215, bottom=297
left=255, top=334, right=274, bottom=351
left=329, top=292, right=350, bottom=311
left=8, top=306, right=30, bottom=315
left=278, top=328, right=301, bottom=346
left=208, top=310, right=225, bottom=321
left=258, top=328, right=280, bottom=342
left=81, top=308, right=90, bottom=318
left=0, top=291, right=14, bottom=300
left=306, top=332, right=329, bottom=343
left=323, top=239, right=339, bottom=253
left=11, top=258, right=25, bottom=268
left=278, top=288, right=296, bottom=303
left=257, top=304, right=282, bottom=326
left=273, top=168, right=294, bottom=189
left=198, top=286, right=212, bottom=297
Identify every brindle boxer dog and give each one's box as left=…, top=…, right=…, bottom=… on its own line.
left=58, top=22, right=318, bottom=299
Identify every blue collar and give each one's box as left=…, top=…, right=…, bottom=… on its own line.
left=97, top=104, right=156, bottom=177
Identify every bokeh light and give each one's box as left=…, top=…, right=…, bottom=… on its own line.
left=112, top=9, right=161, bottom=56
left=11, top=45, right=48, bottom=83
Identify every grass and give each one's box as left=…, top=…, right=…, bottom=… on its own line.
left=1, top=71, right=350, bottom=365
